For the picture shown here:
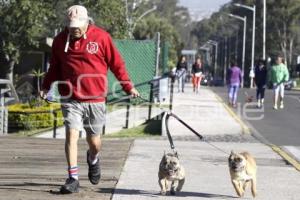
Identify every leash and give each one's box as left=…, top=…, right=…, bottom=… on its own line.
left=164, top=111, right=229, bottom=155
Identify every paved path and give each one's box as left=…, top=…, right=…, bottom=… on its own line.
left=0, top=136, right=133, bottom=200
left=165, top=86, right=242, bottom=137
left=2, top=84, right=300, bottom=200
left=113, top=140, right=300, bottom=200
left=112, top=85, right=300, bottom=200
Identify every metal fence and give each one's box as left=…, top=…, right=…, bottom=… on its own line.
left=107, top=39, right=157, bottom=101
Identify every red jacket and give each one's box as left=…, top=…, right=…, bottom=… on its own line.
left=42, top=25, right=133, bottom=102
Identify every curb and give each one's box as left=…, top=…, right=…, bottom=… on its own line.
left=270, top=145, right=300, bottom=171
left=214, top=94, right=251, bottom=134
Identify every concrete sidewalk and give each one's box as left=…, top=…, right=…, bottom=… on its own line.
left=112, top=85, right=300, bottom=200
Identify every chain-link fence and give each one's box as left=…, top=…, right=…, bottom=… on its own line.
left=107, top=39, right=157, bottom=101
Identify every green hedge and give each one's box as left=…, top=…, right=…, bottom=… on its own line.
left=8, top=102, right=64, bottom=130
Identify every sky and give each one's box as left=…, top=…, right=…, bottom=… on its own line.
left=178, top=0, right=231, bottom=21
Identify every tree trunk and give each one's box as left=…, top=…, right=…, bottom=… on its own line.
left=37, top=77, right=40, bottom=93
left=288, top=38, right=294, bottom=70
left=6, top=60, right=15, bottom=83
left=283, top=22, right=288, bottom=64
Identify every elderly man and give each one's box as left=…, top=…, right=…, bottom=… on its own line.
left=41, top=5, right=139, bottom=194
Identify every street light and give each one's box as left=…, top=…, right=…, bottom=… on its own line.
left=227, top=14, right=247, bottom=88
left=207, top=40, right=218, bottom=81
left=234, top=3, right=256, bottom=88
left=263, top=0, right=266, bottom=60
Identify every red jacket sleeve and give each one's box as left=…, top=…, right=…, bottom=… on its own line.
left=42, top=38, right=61, bottom=91
left=104, top=34, right=133, bottom=93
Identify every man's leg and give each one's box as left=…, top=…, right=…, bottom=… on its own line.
left=60, top=128, right=80, bottom=194
left=84, top=102, right=105, bottom=185
left=86, top=134, right=101, bottom=163
left=65, top=128, right=80, bottom=169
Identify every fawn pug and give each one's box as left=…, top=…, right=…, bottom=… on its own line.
left=228, top=151, right=257, bottom=198
left=158, top=152, right=185, bottom=195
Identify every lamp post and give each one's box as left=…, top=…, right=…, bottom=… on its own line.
left=263, top=0, right=266, bottom=60
left=234, top=3, right=256, bottom=88
left=228, top=14, right=247, bottom=88
left=207, top=40, right=218, bottom=81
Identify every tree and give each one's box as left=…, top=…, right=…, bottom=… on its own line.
left=29, top=68, right=45, bottom=93
left=85, top=0, right=128, bottom=39
left=265, top=0, right=300, bottom=67
left=133, top=15, right=181, bottom=63
left=0, top=0, right=53, bottom=82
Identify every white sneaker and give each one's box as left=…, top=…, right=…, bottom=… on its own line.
left=257, top=101, right=261, bottom=108
left=273, top=105, right=278, bottom=110
left=280, top=102, right=284, bottom=109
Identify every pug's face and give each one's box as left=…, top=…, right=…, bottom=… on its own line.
left=160, top=152, right=180, bottom=177
left=228, top=151, right=246, bottom=172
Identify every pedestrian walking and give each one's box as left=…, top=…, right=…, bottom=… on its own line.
left=254, top=59, right=267, bottom=108
left=227, top=60, right=242, bottom=108
left=269, top=55, right=289, bottom=110
left=191, top=57, right=203, bottom=93
left=176, top=55, right=188, bottom=93
left=40, top=5, right=139, bottom=194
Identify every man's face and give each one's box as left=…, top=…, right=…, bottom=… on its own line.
left=68, top=25, right=87, bottom=38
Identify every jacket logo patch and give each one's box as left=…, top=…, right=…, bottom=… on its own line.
left=86, top=42, right=99, bottom=54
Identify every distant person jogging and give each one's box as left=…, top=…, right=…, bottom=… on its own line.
left=40, top=5, right=139, bottom=194
left=254, top=59, right=267, bottom=108
left=176, top=55, right=188, bottom=93
left=269, top=55, right=289, bottom=110
left=191, top=57, right=203, bottom=93
left=227, top=60, right=242, bottom=108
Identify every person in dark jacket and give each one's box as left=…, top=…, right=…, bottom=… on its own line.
left=254, top=59, right=267, bottom=108
left=176, top=55, right=188, bottom=92
left=191, top=57, right=203, bottom=93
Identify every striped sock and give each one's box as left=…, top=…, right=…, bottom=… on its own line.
left=68, top=166, right=79, bottom=180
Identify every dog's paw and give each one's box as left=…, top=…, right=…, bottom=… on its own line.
left=160, top=190, right=167, bottom=196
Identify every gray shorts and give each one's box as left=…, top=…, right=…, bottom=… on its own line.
left=61, top=100, right=106, bottom=135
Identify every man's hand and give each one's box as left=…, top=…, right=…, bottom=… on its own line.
left=129, top=88, right=140, bottom=98
left=39, top=89, right=48, bottom=100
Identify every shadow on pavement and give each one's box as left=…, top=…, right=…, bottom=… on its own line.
left=100, top=188, right=237, bottom=199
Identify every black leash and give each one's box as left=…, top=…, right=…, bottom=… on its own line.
left=44, top=95, right=149, bottom=105
left=164, top=111, right=229, bottom=155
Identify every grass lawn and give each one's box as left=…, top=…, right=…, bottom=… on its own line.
left=103, top=119, right=162, bottom=138
left=13, top=127, right=56, bottom=137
